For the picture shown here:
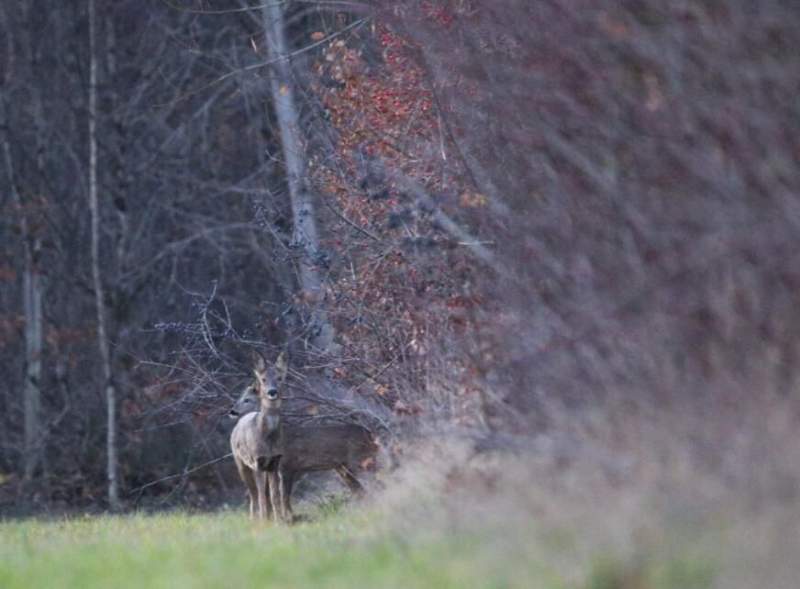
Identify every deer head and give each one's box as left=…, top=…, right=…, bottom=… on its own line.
left=229, top=353, right=288, bottom=418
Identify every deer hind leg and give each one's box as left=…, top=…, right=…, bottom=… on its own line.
left=336, top=466, right=365, bottom=496
left=279, top=470, right=295, bottom=523
left=235, top=456, right=258, bottom=519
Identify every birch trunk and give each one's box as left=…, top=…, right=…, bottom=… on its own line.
left=1, top=97, right=42, bottom=484
left=88, top=0, right=120, bottom=510
left=21, top=245, right=43, bottom=481
left=0, top=2, right=43, bottom=482
left=260, top=1, right=335, bottom=353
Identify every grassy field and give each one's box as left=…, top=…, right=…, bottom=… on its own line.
left=0, top=501, right=717, bottom=589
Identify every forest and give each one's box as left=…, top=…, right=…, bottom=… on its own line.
left=1, top=1, right=799, bottom=587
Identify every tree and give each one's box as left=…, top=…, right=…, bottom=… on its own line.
left=1, top=88, right=43, bottom=486
left=260, top=1, right=335, bottom=355
left=0, top=0, right=47, bottom=485
left=88, top=0, right=119, bottom=510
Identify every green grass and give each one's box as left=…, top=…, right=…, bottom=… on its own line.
left=0, top=506, right=714, bottom=589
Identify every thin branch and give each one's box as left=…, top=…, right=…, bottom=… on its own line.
left=162, top=0, right=369, bottom=15
left=161, top=17, right=369, bottom=106
left=390, top=169, right=498, bottom=268
left=128, top=453, right=233, bottom=496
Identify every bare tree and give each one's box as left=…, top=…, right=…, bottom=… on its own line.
left=261, top=1, right=334, bottom=353
left=19, top=198, right=43, bottom=484
left=0, top=0, right=45, bottom=484
left=2, top=106, right=43, bottom=485
left=88, top=0, right=119, bottom=510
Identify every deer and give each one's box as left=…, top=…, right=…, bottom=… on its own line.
left=229, top=354, right=288, bottom=521
left=273, top=422, right=378, bottom=521
left=229, top=373, right=379, bottom=523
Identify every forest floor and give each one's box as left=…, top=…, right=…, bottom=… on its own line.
left=0, top=499, right=718, bottom=589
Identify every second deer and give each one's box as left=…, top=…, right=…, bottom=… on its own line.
left=274, top=421, right=378, bottom=521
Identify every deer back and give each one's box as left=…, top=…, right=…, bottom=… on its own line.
left=280, top=423, right=377, bottom=473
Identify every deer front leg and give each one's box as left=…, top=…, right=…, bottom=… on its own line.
left=267, top=456, right=286, bottom=522
left=267, top=470, right=283, bottom=523
left=256, top=456, right=278, bottom=521
left=254, top=469, right=269, bottom=520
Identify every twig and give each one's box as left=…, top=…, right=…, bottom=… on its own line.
left=129, top=452, right=233, bottom=496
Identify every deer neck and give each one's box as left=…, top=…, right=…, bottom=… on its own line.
left=257, top=402, right=281, bottom=434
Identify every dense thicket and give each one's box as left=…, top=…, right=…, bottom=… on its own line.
left=382, top=0, right=800, bottom=496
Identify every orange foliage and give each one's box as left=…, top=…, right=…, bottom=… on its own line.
left=310, top=22, right=480, bottom=409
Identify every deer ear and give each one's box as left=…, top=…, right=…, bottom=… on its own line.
left=253, top=353, right=266, bottom=375
left=275, top=352, right=288, bottom=381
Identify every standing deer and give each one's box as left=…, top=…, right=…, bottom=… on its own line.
left=229, top=354, right=288, bottom=521
left=229, top=381, right=378, bottom=522
left=275, top=423, right=378, bottom=521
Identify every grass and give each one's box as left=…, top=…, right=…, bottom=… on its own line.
left=0, top=503, right=716, bottom=589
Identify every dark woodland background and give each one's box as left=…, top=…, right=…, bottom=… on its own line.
left=1, top=0, right=799, bottom=514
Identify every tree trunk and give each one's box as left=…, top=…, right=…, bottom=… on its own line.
left=1, top=78, right=42, bottom=483
left=22, top=246, right=43, bottom=481
left=260, top=1, right=335, bottom=353
left=88, top=0, right=120, bottom=511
